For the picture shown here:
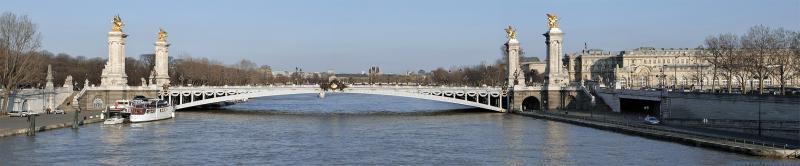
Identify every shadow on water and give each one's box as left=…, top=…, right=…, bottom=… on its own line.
left=178, top=93, right=498, bottom=116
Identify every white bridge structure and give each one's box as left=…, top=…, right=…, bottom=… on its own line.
left=159, top=85, right=508, bottom=112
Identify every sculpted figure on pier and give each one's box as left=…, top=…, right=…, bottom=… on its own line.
left=505, top=25, right=517, bottom=39
left=546, top=13, right=559, bottom=29
left=112, top=15, right=124, bottom=32
left=158, top=27, right=167, bottom=42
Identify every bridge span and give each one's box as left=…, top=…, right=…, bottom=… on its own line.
left=159, top=85, right=509, bottom=112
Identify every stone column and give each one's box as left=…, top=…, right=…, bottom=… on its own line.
left=45, top=64, right=55, bottom=111
left=45, top=64, right=54, bottom=90
left=506, top=38, right=525, bottom=87
left=63, top=75, right=73, bottom=90
left=100, top=30, right=128, bottom=87
left=154, top=40, right=170, bottom=86
left=544, top=27, right=567, bottom=88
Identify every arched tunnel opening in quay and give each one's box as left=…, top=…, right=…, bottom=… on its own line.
left=521, top=96, right=541, bottom=111
left=619, top=98, right=661, bottom=117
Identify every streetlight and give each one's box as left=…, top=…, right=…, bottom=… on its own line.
left=501, top=84, right=509, bottom=112
left=695, top=59, right=704, bottom=91
left=660, top=65, right=667, bottom=89
left=40, top=83, right=45, bottom=114
left=673, top=56, right=679, bottom=90
left=628, top=70, right=634, bottom=89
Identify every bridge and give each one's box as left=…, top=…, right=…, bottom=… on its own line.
left=158, top=85, right=508, bottom=112
left=68, top=16, right=586, bottom=113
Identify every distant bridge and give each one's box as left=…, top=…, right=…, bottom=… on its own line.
left=158, top=85, right=508, bottom=112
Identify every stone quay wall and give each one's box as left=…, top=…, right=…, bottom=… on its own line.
left=664, top=93, right=800, bottom=121
left=662, top=93, right=800, bottom=140
left=75, top=89, right=159, bottom=112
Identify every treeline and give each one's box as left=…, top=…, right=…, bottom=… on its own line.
left=24, top=54, right=275, bottom=88
left=171, top=57, right=273, bottom=86
left=702, top=25, right=800, bottom=95
left=427, top=62, right=508, bottom=86
left=351, top=62, right=509, bottom=87
left=31, top=48, right=534, bottom=88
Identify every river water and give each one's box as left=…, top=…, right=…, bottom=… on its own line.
left=0, top=94, right=795, bottom=165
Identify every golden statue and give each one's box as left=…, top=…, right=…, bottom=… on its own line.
left=111, top=15, right=124, bottom=32
left=504, top=25, right=517, bottom=39
left=546, top=13, right=559, bottom=29
left=158, top=27, right=168, bottom=42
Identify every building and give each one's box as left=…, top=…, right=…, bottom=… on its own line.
left=368, top=66, right=382, bottom=75
left=565, top=47, right=799, bottom=91
left=520, top=56, right=546, bottom=85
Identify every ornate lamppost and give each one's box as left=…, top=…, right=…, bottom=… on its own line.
left=501, top=84, right=508, bottom=112
left=660, top=65, right=667, bottom=89
left=673, top=56, right=679, bottom=90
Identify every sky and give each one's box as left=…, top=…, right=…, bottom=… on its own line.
left=2, top=0, right=798, bottom=73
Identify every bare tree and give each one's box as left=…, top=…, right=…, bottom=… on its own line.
left=792, top=31, right=800, bottom=84
left=741, top=25, right=778, bottom=94
left=768, top=28, right=796, bottom=95
left=0, top=12, right=42, bottom=114
left=730, top=47, right=751, bottom=94
left=703, top=33, right=739, bottom=93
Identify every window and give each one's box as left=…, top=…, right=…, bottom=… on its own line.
left=640, top=77, right=646, bottom=86
left=92, top=98, right=104, bottom=110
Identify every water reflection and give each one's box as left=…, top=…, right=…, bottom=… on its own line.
left=152, top=123, right=172, bottom=164
left=544, top=121, right=569, bottom=165
left=99, top=125, right=128, bottom=165
left=502, top=113, right=526, bottom=166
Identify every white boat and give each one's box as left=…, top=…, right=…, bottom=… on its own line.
left=104, top=100, right=132, bottom=123
left=129, top=99, right=175, bottom=123
left=103, top=117, right=125, bottom=125
left=107, top=100, right=132, bottom=113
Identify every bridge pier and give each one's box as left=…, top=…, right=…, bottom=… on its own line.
left=511, top=88, right=582, bottom=112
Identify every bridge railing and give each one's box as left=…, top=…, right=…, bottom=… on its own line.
left=167, top=84, right=502, bottom=91
left=162, top=84, right=508, bottom=111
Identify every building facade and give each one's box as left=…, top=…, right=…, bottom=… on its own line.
left=565, top=47, right=799, bottom=91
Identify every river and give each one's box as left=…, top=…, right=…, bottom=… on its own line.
left=0, top=93, right=794, bottom=165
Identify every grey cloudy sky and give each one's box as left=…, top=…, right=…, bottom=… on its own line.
left=2, top=0, right=798, bottom=73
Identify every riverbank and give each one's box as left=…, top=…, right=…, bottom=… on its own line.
left=0, top=110, right=103, bottom=138
left=513, top=111, right=800, bottom=158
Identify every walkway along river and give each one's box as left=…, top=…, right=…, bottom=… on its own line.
left=0, top=94, right=796, bottom=165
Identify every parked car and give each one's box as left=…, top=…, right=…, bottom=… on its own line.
left=53, top=108, right=66, bottom=114
left=644, top=115, right=661, bottom=125
left=133, top=95, right=147, bottom=101
left=7, top=111, right=26, bottom=117
left=8, top=111, right=38, bottom=117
